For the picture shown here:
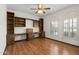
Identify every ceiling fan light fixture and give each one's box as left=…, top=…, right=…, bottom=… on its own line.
left=37, top=10, right=43, bottom=14
left=31, top=4, right=50, bottom=14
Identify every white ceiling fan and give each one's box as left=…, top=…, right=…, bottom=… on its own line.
left=31, top=4, right=50, bottom=14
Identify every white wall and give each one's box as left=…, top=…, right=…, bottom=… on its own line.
left=8, top=10, right=39, bottom=41
left=0, top=4, right=6, bottom=54
left=44, top=5, right=79, bottom=46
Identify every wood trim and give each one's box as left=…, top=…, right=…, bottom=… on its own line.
left=45, top=37, right=79, bottom=47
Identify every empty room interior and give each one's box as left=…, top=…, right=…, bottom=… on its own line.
left=0, top=4, right=79, bottom=55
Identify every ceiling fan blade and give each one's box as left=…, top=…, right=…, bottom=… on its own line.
left=31, top=8, right=38, bottom=10
left=44, top=8, right=50, bottom=10
left=31, top=4, right=50, bottom=14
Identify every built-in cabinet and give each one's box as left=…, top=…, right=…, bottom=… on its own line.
left=26, top=29, right=34, bottom=40
left=39, top=18, right=44, bottom=32
left=40, top=32, right=45, bottom=38
left=39, top=18, right=45, bottom=38
left=7, top=11, right=45, bottom=43
left=7, top=12, right=14, bottom=45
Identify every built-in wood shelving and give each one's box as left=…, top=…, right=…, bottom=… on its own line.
left=14, top=17, right=26, bottom=27
left=7, top=12, right=14, bottom=45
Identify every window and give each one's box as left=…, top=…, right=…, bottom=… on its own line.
left=64, top=18, right=77, bottom=37
left=51, top=21, right=58, bottom=36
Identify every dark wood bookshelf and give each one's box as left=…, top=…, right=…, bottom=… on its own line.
left=14, top=17, right=26, bottom=27
left=7, top=12, right=14, bottom=45
left=39, top=18, right=44, bottom=32
left=33, top=20, right=39, bottom=28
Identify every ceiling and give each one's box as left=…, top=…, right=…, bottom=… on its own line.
left=7, top=4, right=71, bottom=17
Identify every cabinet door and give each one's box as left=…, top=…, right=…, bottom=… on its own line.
left=27, top=33, right=34, bottom=40
left=40, top=32, right=45, bottom=38
left=7, top=34, right=14, bottom=45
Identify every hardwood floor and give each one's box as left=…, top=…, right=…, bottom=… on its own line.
left=4, top=38, right=79, bottom=55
